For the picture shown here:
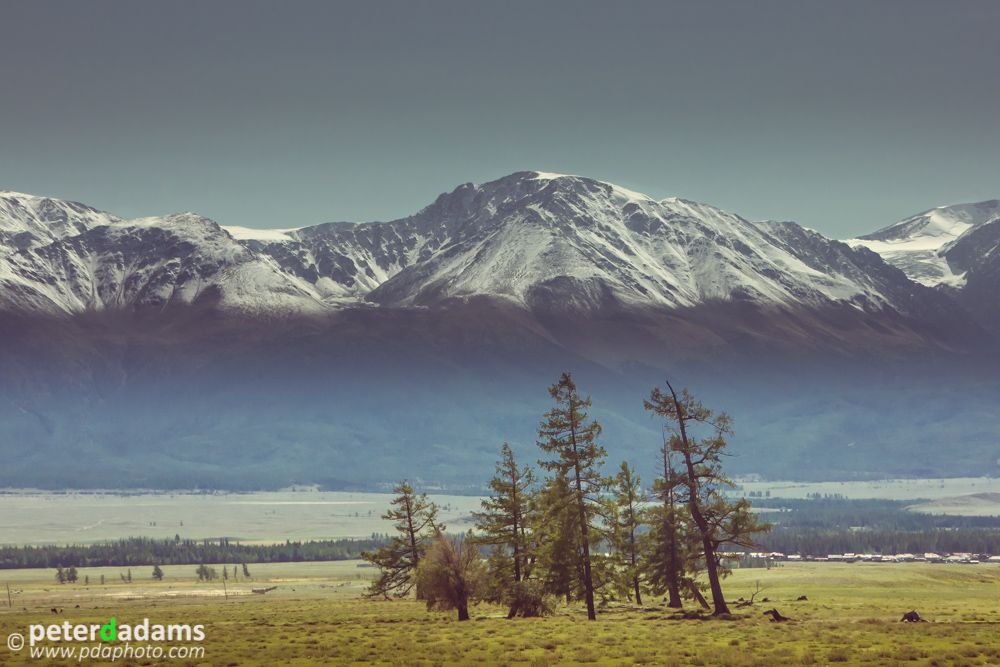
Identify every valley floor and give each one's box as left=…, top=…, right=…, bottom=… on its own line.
left=1, top=561, right=999, bottom=666
left=4, top=477, right=1000, bottom=547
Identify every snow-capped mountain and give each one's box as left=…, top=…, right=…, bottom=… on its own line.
left=0, top=174, right=985, bottom=357
left=235, top=172, right=929, bottom=314
left=847, top=199, right=1000, bottom=332
left=848, top=200, right=1000, bottom=289
left=0, top=192, right=326, bottom=316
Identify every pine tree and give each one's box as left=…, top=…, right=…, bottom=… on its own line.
left=152, top=565, right=164, bottom=581
left=66, top=566, right=79, bottom=584
left=532, top=473, right=581, bottom=604
left=609, top=461, right=646, bottom=605
left=536, top=372, right=606, bottom=621
left=642, top=442, right=701, bottom=609
left=362, top=479, right=440, bottom=599
left=473, top=443, right=536, bottom=617
left=644, top=381, right=771, bottom=615
left=242, top=562, right=250, bottom=579
left=55, top=566, right=66, bottom=585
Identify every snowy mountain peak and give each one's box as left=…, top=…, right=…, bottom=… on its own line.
left=0, top=190, right=121, bottom=243
left=847, top=199, right=1000, bottom=289
left=860, top=200, right=999, bottom=244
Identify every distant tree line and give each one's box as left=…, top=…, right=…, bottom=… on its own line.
left=751, top=497, right=1000, bottom=532
left=0, top=536, right=386, bottom=570
left=751, top=497, right=1000, bottom=555
left=363, top=373, right=771, bottom=620
left=761, top=529, right=1000, bottom=556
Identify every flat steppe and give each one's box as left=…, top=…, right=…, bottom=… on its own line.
left=2, top=561, right=999, bottom=666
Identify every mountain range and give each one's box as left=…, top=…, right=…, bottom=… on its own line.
left=0, top=173, right=997, bottom=490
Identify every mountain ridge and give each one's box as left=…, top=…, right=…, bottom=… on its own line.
left=1, top=172, right=988, bottom=356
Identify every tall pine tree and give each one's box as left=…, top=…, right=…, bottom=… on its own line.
left=609, top=461, right=646, bottom=605
left=642, top=440, right=700, bottom=609
left=473, top=443, right=536, bottom=617
left=536, top=372, right=606, bottom=621
left=645, top=381, right=770, bottom=616
left=533, top=472, right=582, bottom=604
left=362, top=479, right=441, bottom=599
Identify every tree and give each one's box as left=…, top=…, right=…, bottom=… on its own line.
left=536, top=372, right=606, bottom=621
left=152, top=565, right=164, bottom=581
left=532, top=473, right=581, bottom=603
left=66, top=566, right=79, bottom=584
left=642, top=439, right=704, bottom=609
left=644, top=381, right=771, bottom=615
left=413, top=532, right=486, bottom=621
left=362, top=479, right=440, bottom=599
left=55, top=566, right=66, bottom=585
left=242, top=562, right=250, bottom=579
left=608, top=462, right=646, bottom=605
left=473, top=443, right=536, bottom=617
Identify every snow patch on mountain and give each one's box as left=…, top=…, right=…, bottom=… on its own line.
left=222, top=225, right=299, bottom=242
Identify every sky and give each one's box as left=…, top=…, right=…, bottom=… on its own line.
left=2, top=0, right=998, bottom=239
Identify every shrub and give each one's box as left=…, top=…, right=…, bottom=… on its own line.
left=504, top=580, right=555, bottom=618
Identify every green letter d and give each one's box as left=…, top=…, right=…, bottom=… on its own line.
left=100, top=618, right=116, bottom=641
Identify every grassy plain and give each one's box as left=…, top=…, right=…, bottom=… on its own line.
left=0, top=491, right=483, bottom=545
left=3, top=479, right=999, bottom=547
left=737, top=477, right=1000, bottom=502
left=3, top=561, right=1000, bottom=666
left=905, top=493, right=1000, bottom=517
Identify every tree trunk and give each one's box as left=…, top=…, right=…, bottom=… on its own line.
left=687, top=580, right=711, bottom=610
left=629, top=526, right=642, bottom=606
left=665, top=529, right=683, bottom=608
left=574, top=467, right=597, bottom=621
left=458, top=602, right=470, bottom=621
left=690, top=502, right=728, bottom=615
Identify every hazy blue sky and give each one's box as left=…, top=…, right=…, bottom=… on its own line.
left=2, top=1, right=997, bottom=238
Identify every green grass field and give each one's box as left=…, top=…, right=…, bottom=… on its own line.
left=2, top=561, right=1000, bottom=666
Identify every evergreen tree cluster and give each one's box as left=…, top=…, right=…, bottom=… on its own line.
left=363, top=373, right=771, bottom=619
left=763, top=529, right=1000, bottom=556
